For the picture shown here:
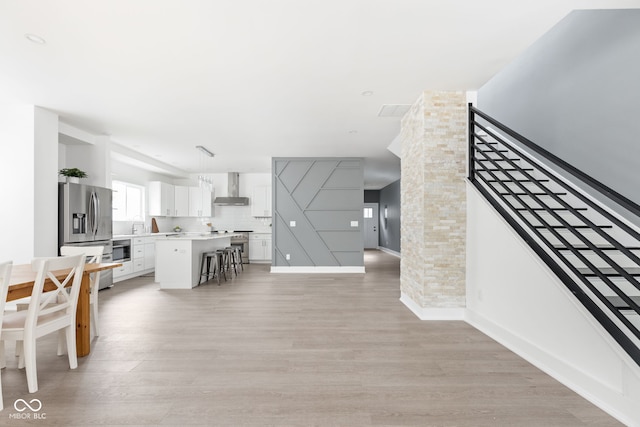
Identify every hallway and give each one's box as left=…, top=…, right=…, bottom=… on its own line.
left=0, top=250, right=620, bottom=425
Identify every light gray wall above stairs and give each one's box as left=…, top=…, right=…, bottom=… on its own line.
left=478, top=9, right=640, bottom=224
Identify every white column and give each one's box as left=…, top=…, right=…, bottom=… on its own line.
left=0, top=105, right=59, bottom=263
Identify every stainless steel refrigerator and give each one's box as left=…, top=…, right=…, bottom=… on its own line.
left=58, top=183, right=114, bottom=289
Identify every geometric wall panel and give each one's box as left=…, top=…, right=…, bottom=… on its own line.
left=273, top=158, right=364, bottom=267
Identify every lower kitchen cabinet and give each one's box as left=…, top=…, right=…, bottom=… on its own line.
left=249, top=233, right=272, bottom=263
left=113, top=235, right=158, bottom=283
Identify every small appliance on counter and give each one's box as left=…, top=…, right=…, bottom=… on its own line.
left=58, top=182, right=114, bottom=289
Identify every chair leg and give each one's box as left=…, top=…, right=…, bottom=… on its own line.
left=0, top=367, right=3, bottom=411
left=91, top=301, right=99, bottom=337
left=65, top=326, right=78, bottom=370
left=57, top=330, right=65, bottom=356
left=0, top=340, right=5, bottom=369
left=17, top=341, right=25, bottom=369
left=23, top=339, right=38, bottom=393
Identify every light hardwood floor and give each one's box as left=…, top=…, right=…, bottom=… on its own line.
left=0, top=250, right=621, bottom=426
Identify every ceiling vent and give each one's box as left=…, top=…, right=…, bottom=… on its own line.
left=377, top=104, right=412, bottom=118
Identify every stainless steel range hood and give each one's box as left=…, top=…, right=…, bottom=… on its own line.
left=214, top=172, right=249, bottom=206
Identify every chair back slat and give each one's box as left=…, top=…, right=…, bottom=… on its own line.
left=0, top=261, right=13, bottom=329
left=60, top=246, right=104, bottom=293
left=27, top=255, right=85, bottom=330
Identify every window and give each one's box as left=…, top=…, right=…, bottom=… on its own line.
left=363, top=207, right=373, bottom=218
left=112, top=180, right=145, bottom=221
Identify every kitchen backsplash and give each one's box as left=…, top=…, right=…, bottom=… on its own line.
left=114, top=205, right=271, bottom=235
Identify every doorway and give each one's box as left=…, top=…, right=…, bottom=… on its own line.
left=363, top=203, right=379, bottom=249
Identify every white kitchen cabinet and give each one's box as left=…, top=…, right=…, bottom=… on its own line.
left=114, top=235, right=157, bottom=283
left=148, top=181, right=175, bottom=216
left=132, top=237, right=145, bottom=272
left=174, top=185, right=189, bottom=217
left=251, top=185, right=272, bottom=217
left=249, top=233, right=272, bottom=262
left=113, top=261, right=133, bottom=279
left=144, top=239, right=156, bottom=270
left=189, top=186, right=213, bottom=217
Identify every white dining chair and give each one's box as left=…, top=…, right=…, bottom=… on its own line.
left=0, top=261, right=13, bottom=410
left=60, top=246, right=104, bottom=337
left=0, top=254, right=85, bottom=393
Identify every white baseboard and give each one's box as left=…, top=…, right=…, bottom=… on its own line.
left=399, top=292, right=465, bottom=320
left=377, top=246, right=401, bottom=258
left=464, top=310, right=638, bottom=427
left=270, top=266, right=365, bottom=274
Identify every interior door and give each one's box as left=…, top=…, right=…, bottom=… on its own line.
left=363, top=203, right=379, bottom=249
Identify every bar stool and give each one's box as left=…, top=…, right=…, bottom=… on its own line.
left=233, top=246, right=244, bottom=272
left=223, top=247, right=238, bottom=277
left=198, top=251, right=225, bottom=285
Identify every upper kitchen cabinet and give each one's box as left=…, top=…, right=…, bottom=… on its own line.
left=148, top=181, right=175, bottom=216
left=189, top=186, right=213, bottom=217
left=251, top=185, right=272, bottom=217
left=174, top=185, right=189, bottom=217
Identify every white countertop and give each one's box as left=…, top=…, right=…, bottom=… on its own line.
left=155, top=233, right=241, bottom=241
left=113, top=232, right=176, bottom=239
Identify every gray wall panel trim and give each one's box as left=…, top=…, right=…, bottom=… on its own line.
left=278, top=161, right=314, bottom=195
left=307, top=190, right=363, bottom=211
left=273, top=213, right=314, bottom=266
left=306, top=211, right=362, bottom=230
left=293, top=161, right=338, bottom=210
left=272, top=157, right=364, bottom=267
left=332, top=252, right=364, bottom=266
left=318, top=231, right=363, bottom=251
left=274, top=179, right=338, bottom=266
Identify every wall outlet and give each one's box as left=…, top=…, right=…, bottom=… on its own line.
left=289, top=220, right=296, bottom=227
left=285, top=254, right=290, bottom=260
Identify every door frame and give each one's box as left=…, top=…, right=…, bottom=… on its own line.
left=363, top=202, right=379, bottom=249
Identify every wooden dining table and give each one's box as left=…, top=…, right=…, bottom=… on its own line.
left=7, top=262, right=121, bottom=357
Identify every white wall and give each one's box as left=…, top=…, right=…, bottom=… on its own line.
left=34, top=107, right=59, bottom=257
left=0, top=105, right=58, bottom=263
left=465, top=183, right=640, bottom=426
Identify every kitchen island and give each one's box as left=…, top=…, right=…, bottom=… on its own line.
left=155, top=233, right=239, bottom=289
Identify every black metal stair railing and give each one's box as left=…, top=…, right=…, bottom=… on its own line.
left=468, top=104, right=640, bottom=367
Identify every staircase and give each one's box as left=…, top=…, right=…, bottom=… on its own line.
left=468, top=105, right=640, bottom=367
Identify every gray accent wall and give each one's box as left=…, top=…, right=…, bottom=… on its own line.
left=379, top=179, right=401, bottom=253
left=272, top=158, right=364, bottom=267
left=478, top=9, right=640, bottom=219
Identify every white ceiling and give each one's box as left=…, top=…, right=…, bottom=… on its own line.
left=2, top=0, right=638, bottom=189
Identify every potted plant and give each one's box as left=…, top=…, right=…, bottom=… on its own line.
left=59, top=168, right=88, bottom=184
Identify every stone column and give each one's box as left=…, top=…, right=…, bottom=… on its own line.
left=400, top=91, right=467, bottom=319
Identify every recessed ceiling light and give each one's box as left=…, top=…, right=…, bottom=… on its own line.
left=361, top=91, right=374, bottom=97
left=24, top=33, right=46, bottom=44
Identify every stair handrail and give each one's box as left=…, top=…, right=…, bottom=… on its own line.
left=468, top=104, right=640, bottom=367
left=469, top=105, right=640, bottom=220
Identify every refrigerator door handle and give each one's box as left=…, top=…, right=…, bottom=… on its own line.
left=88, top=191, right=98, bottom=236
left=94, top=191, right=100, bottom=235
